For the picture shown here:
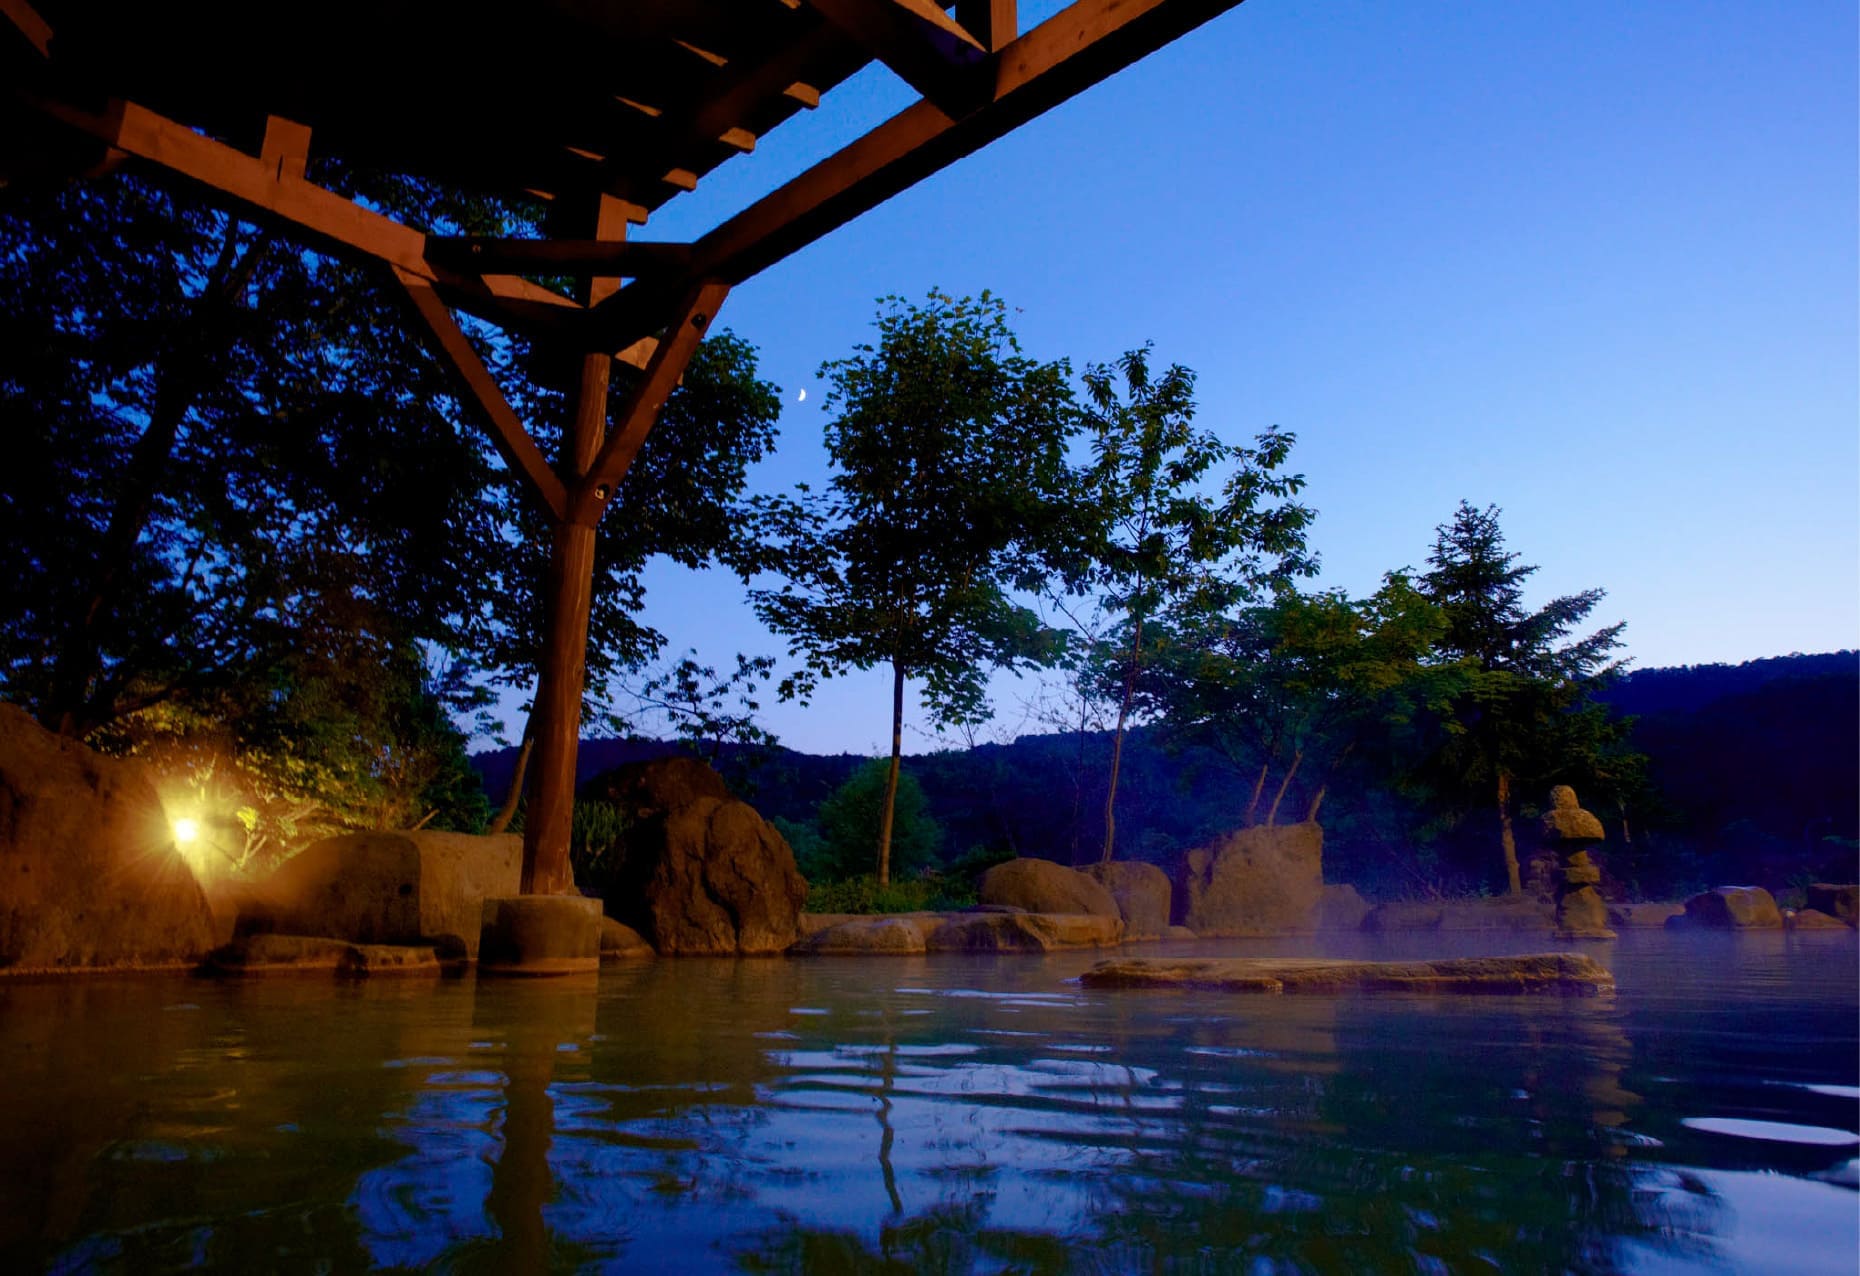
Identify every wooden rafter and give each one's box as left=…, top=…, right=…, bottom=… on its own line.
left=588, top=0, right=1244, bottom=350
left=426, top=237, right=691, bottom=278
left=1, top=0, right=51, bottom=58
left=806, top=0, right=990, bottom=117
left=27, top=97, right=584, bottom=339
left=568, top=280, right=730, bottom=527
left=393, top=266, right=569, bottom=524
left=5, top=0, right=1252, bottom=904
left=602, top=21, right=848, bottom=207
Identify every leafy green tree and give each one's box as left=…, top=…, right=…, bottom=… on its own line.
left=1420, top=501, right=1629, bottom=894
left=814, top=759, right=942, bottom=882
left=1, top=167, right=782, bottom=865
left=750, top=291, right=1076, bottom=884
left=0, top=173, right=515, bottom=740
left=1156, top=574, right=1458, bottom=830
left=484, top=330, right=783, bottom=732
left=1076, top=346, right=1315, bottom=860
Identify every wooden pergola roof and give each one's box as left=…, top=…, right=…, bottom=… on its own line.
left=4, top=0, right=1248, bottom=897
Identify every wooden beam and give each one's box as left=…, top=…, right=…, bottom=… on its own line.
left=568, top=280, right=729, bottom=527
left=806, top=0, right=990, bottom=116
left=1, top=0, right=51, bottom=57
left=589, top=0, right=1245, bottom=350
left=393, top=266, right=569, bottom=524
left=957, top=0, right=1017, bottom=51
left=426, top=237, right=691, bottom=277
left=28, top=96, right=585, bottom=338
left=259, top=115, right=309, bottom=182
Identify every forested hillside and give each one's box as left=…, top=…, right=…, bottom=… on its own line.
left=473, top=651, right=1857, bottom=901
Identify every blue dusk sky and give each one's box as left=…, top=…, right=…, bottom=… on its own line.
left=518, top=0, right=1858, bottom=758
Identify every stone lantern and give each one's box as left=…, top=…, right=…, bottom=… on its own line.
left=1540, top=786, right=1616, bottom=940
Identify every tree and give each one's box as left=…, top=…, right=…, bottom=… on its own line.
left=812, top=759, right=943, bottom=883
left=1420, top=501, right=1629, bottom=894
left=0, top=172, right=515, bottom=741
left=0, top=166, right=782, bottom=864
left=750, top=291, right=1076, bottom=885
left=1154, top=575, right=1460, bottom=829
left=1075, top=346, right=1315, bottom=861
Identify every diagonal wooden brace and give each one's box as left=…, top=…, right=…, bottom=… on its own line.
left=393, top=265, right=569, bottom=523
left=566, top=280, right=730, bottom=526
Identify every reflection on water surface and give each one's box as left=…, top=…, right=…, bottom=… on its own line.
left=0, top=931, right=1853, bottom=1273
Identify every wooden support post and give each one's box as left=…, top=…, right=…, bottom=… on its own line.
left=520, top=195, right=628, bottom=896
left=521, top=347, right=611, bottom=896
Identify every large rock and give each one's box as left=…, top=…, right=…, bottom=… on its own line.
left=1673, top=886, right=1784, bottom=930
left=0, top=703, right=216, bottom=970
left=925, top=912, right=1122, bottom=952
left=203, top=933, right=445, bottom=977
left=1785, top=909, right=1850, bottom=931
left=1608, top=901, right=1687, bottom=929
left=600, top=757, right=806, bottom=955
left=792, top=917, right=929, bottom=955
left=1082, top=861, right=1172, bottom=938
left=599, top=916, right=655, bottom=959
left=1079, top=952, right=1615, bottom=996
left=978, top=858, right=1120, bottom=919
left=238, top=830, right=522, bottom=958
left=1178, top=823, right=1324, bottom=936
left=1315, top=883, right=1371, bottom=932
left=1806, top=884, right=1858, bottom=927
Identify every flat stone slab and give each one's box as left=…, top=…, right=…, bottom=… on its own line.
left=1078, top=952, right=1615, bottom=996
left=203, top=933, right=444, bottom=977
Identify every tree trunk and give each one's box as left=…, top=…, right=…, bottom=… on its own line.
left=1100, top=615, right=1143, bottom=863
left=1304, top=742, right=1353, bottom=824
left=1265, top=747, right=1303, bottom=827
left=1242, top=758, right=1269, bottom=827
left=487, top=730, right=535, bottom=836
left=1497, top=768, right=1521, bottom=895
left=876, top=662, right=905, bottom=887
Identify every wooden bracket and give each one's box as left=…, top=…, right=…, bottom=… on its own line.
left=393, top=266, right=569, bottom=523
left=567, top=280, right=729, bottom=526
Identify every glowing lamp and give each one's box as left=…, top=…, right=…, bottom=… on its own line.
left=172, top=817, right=200, bottom=845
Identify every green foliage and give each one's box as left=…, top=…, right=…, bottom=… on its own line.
left=106, top=639, right=490, bottom=875
left=482, top=330, right=784, bottom=729
left=628, top=650, right=779, bottom=767
left=0, top=166, right=783, bottom=851
left=814, top=759, right=942, bottom=882
left=503, top=797, right=629, bottom=897
left=568, top=801, right=630, bottom=898
left=802, top=873, right=976, bottom=915
left=772, top=816, right=831, bottom=882
left=1069, top=345, right=1316, bottom=859
left=751, top=290, right=1076, bottom=882
left=1418, top=501, right=1635, bottom=891
left=1155, top=573, right=1461, bottom=827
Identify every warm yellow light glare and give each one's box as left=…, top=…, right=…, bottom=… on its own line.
left=172, top=817, right=200, bottom=845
